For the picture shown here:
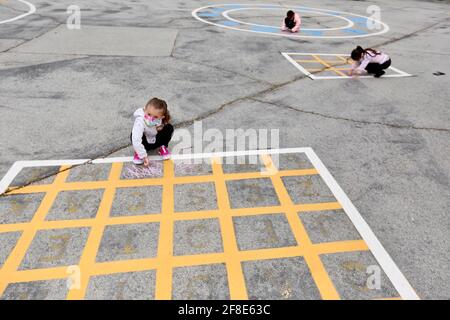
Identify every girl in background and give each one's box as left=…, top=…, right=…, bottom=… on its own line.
left=349, top=46, right=391, bottom=78
left=281, top=10, right=301, bottom=33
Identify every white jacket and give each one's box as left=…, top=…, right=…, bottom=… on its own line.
left=132, top=108, right=158, bottom=159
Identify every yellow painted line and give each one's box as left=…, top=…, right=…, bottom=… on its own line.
left=5, top=168, right=317, bottom=196
left=306, top=68, right=326, bottom=72
left=306, top=68, right=344, bottom=71
left=322, top=60, right=346, bottom=63
left=0, top=157, right=379, bottom=300
left=296, top=202, right=342, bottom=212
left=336, top=55, right=350, bottom=63
left=66, top=163, right=122, bottom=300
left=305, top=67, right=350, bottom=74
left=260, top=154, right=340, bottom=300
left=312, top=55, right=347, bottom=77
left=279, top=168, right=318, bottom=176
left=0, top=201, right=341, bottom=234
left=307, top=66, right=350, bottom=71
left=4, top=239, right=368, bottom=285
left=239, top=246, right=303, bottom=261
left=224, top=169, right=318, bottom=181
left=303, top=254, right=339, bottom=298
left=294, top=59, right=320, bottom=63
left=313, top=240, right=369, bottom=254
left=303, top=56, right=350, bottom=64
left=212, top=158, right=248, bottom=300
left=5, top=180, right=122, bottom=194
left=154, top=160, right=175, bottom=300
left=0, top=211, right=217, bottom=233
left=0, top=167, right=69, bottom=296
left=7, top=267, right=69, bottom=283
left=320, top=59, right=349, bottom=65
left=0, top=222, right=32, bottom=233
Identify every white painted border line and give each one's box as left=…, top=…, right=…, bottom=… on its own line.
left=304, top=148, right=419, bottom=300
left=282, top=52, right=412, bottom=79
left=0, top=161, right=24, bottom=195
left=0, top=147, right=420, bottom=299
left=0, top=0, right=36, bottom=25
left=284, top=52, right=349, bottom=56
left=388, top=66, right=412, bottom=77
left=16, top=159, right=90, bottom=167
left=94, top=147, right=313, bottom=163
left=0, top=148, right=313, bottom=194
left=281, top=52, right=314, bottom=80
left=304, top=72, right=413, bottom=80
left=0, top=159, right=90, bottom=194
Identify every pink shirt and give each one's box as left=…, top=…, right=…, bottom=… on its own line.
left=281, top=13, right=301, bottom=33
left=352, top=51, right=390, bottom=73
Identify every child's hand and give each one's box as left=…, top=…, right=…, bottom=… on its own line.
left=143, top=156, right=150, bottom=167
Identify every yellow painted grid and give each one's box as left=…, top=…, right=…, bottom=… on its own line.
left=294, top=54, right=353, bottom=76
left=0, top=155, right=396, bottom=299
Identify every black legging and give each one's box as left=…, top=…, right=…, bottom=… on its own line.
left=365, top=59, right=391, bottom=75
left=130, top=123, right=174, bottom=151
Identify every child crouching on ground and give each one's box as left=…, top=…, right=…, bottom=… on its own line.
left=349, top=46, right=391, bottom=78
left=131, top=97, right=173, bottom=166
left=281, top=10, right=301, bottom=33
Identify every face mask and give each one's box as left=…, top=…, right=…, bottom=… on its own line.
left=144, top=114, right=162, bottom=127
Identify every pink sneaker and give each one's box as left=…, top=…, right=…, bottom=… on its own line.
left=159, top=146, right=171, bottom=160
left=133, top=152, right=144, bottom=165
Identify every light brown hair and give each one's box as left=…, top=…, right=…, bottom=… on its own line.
left=145, top=97, right=171, bottom=124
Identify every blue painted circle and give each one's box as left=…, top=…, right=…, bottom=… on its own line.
left=192, top=4, right=389, bottom=39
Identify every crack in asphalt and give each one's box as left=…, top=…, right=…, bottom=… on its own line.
left=250, top=98, right=450, bottom=133
left=171, top=54, right=274, bottom=86
left=0, top=1, right=35, bottom=15
left=376, top=18, right=449, bottom=47
left=0, top=73, right=305, bottom=195
left=171, top=77, right=303, bottom=129
left=1, top=16, right=449, bottom=193
left=0, top=23, right=62, bottom=54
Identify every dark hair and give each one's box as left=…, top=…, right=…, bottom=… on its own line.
left=286, top=10, right=294, bottom=18
left=145, top=97, right=171, bottom=123
left=351, top=46, right=380, bottom=61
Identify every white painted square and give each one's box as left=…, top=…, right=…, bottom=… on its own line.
left=282, top=52, right=412, bottom=80
left=0, top=148, right=419, bottom=300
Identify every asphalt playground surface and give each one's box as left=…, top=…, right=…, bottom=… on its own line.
left=0, top=0, right=449, bottom=300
